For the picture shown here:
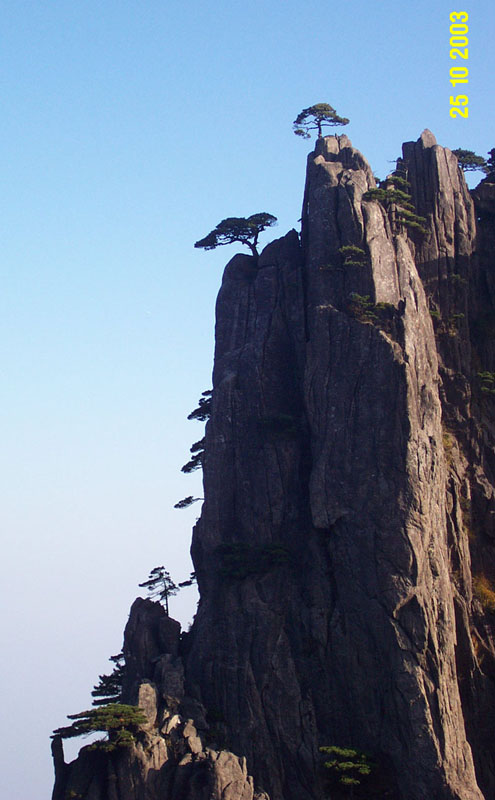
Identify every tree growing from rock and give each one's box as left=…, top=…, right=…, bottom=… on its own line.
left=195, top=214, right=277, bottom=258
left=293, top=103, right=349, bottom=139
left=177, top=390, right=212, bottom=488
left=178, top=571, right=197, bottom=588
left=174, top=495, right=201, bottom=509
left=452, top=148, right=487, bottom=172
left=338, top=244, right=368, bottom=267
left=91, top=653, right=125, bottom=706
left=52, top=704, right=147, bottom=752
left=187, top=390, right=212, bottom=422
left=181, top=437, right=205, bottom=474
left=139, top=567, right=178, bottom=615
left=363, top=177, right=427, bottom=236
left=319, top=746, right=374, bottom=797
left=483, top=148, right=495, bottom=179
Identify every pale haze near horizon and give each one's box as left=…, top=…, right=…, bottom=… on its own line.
left=1, top=1, right=493, bottom=797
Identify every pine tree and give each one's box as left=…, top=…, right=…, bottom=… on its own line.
left=293, top=103, right=349, bottom=139
left=138, top=567, right=178, bottom=615
left=52, top=704, right=147, bottom=752
left=452, top=148, right=487, bottom=172
left=195, top=214, right=277, bottom=258
left=181, top=438, right=205, bottom=474
left=319, top=746, right=374, bottom=797
left=187, top=390, right=212, bottom=422
left=91, top=653, right=125, bottom=706
left=483, top=148, right=495, bottom=179
left=174, top=495, right=201, bottom=509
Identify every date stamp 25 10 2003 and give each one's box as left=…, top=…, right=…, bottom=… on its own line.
left=449, top=11, right=469, bottom=118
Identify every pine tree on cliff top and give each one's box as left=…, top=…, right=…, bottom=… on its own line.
left=293, top=103, right=349, bottom=139
left=195, top=213, right=277, bottom=258
left=138, top=566, right=178, bottom=615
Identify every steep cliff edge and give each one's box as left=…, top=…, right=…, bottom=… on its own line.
left=53, top=133, right=495, bottom=800
left=186, top=131, right=494, bottom=800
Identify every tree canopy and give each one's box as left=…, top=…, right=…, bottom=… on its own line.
left=187, top=390, right=212, bottom=422
left=293, top=103, right=349, bottom=139
left=52, top=704, right=147, bottom=752
left=91, top=653, right=125, bottom=706
left=181, top=437, right=205, bottom=474
left=178, top=571, right=197, bottom=588
left=362, top=177, right=427, bottom=236
left=194, top=213, right=277, bottom=257
left=319, top=746, right=374, bottom=796
left=138, top=566, right=178, bottom=615
left=174, top=495, right=201, bottom=509
left=452, top=148, right=487, bottom=172
left=483, top=148, right=495, bottom=178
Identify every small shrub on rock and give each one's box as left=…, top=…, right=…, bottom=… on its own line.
left=338, top=245, right=368, bottom=268
left=478, top=371, right=495, bottom=395
left=473, top=575, right=495, bottom=612
left=320, top=745, right=374, bottom=797
left=348, top=294, right=378, bottom=323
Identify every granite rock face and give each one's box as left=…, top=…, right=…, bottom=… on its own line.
left=187, top=133, right=494, bottom=800
left=52, top=600, right=267, bottom=800
left=52, top=133, right=495, bottom=800
left=401, top=133, right=495, bottom=797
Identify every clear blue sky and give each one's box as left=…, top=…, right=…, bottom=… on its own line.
left=1, top=2, right=493, bottom=797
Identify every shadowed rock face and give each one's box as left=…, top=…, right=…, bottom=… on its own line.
left=53, top=133, right=495, bottom=800
left=186, top=133, right=494, bottom=800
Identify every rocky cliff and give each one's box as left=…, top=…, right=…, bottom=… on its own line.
left=52, top=132, right=495, bottom=800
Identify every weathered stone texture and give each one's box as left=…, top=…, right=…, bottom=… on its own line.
left=187, top=133, right=491, bottom=800
left=52, top=600, right=264, bottom=800
left=53, top=132, right=495, bottom=800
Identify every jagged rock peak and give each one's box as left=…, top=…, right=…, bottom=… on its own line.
left=52, top=131, right=495, bottom=800
left=311, top=133, right=376, bottom=181
left=188, top=130, right=487, bottom=800
left=418, top=128, right=437, bottom=147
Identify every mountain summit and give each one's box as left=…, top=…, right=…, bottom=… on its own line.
left=52, top=133, right=495, bottom=800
